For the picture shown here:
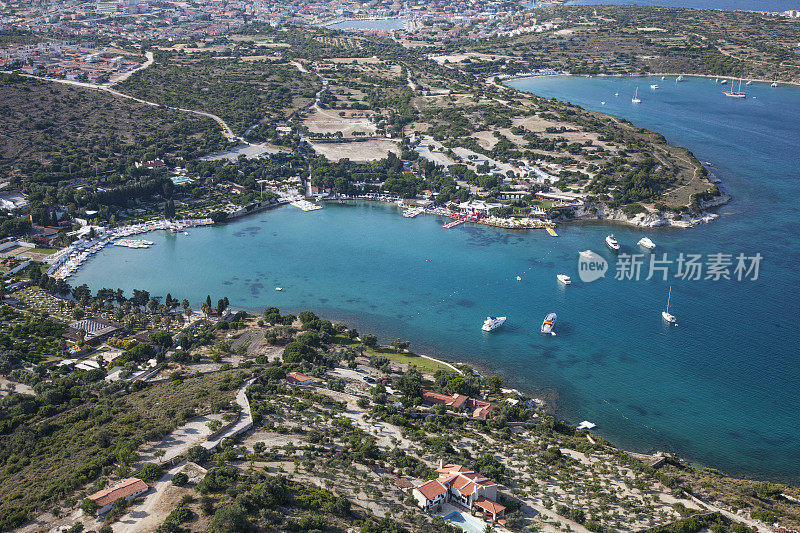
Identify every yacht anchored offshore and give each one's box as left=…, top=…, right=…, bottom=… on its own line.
left=637, top=237, right=656, bottom=250
left=606, top=234, right=620, bottom=250
left=662, top=287, right=677, bottom=325
left=724, top=79, right=747, bottom=98
left=541, top=313, right=557, bottom=335
left=557, top=274, right=571, bottom=285
left=482, top=316, right=507, bottom=332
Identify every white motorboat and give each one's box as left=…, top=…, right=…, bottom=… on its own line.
left=482, top=316, right=507, bottom=332
left=650, top=84, right=659, bottom=89
left=605, top=234, right=620, bottom=250
left=516, top=275, right=522, bottom=281
left=557, top=274, right=571, bottom=285
left=541, top=313, right=557, bottom=335
left=662, top=286, right=677, bottom=325
left=637, top=237, right=656, bottom=250
left=720, top=79, right=728, bottom=85
left=275, top=287, right=283, bottom=291
left=771, top=81, right=778, bottom=87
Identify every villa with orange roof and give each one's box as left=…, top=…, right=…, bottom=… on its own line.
left=421, top=390, right=498, bottom=420
left=86, top=478, right=148, bottom=514
left=412, top=461, right=506, bottom=522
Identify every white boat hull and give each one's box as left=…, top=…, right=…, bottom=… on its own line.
left=606, top=236, right=620, bottom=250
left=482, top=316, right=507, bottom=332
left=637, top=237, right=656, bottom=250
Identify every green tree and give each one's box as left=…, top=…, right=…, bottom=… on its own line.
left=208, top=504, right=250, bottom=533
left=80, top=498, right=98, bottom=517
left=137, top=463, right=164, bottom=483
left=398, top=367, right=422, bottom=399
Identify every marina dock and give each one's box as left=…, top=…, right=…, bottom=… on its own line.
left=45, top=218, right=213, bottom=280
left=290, top=199, right=323, bottom=211
left=443, top=219, right=466, bottom=229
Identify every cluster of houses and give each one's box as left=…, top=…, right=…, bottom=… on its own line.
left=3, top=41, right=138, bottom=82
left=413, top=462, right=507, bottom=524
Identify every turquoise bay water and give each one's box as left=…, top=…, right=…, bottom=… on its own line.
left=74, top=75, right=800, bottom=482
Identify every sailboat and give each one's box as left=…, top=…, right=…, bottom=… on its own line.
left=632, top=87, right=641, bottom=104
left=723, top=78, right=747, bottom=98
left=662, top=287, right=677, bottom=324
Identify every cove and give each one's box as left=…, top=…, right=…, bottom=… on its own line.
left=73, top=75, right=800, bottom=483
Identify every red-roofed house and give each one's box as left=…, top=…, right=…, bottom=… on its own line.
left=412, top=479, right=448, bottom=510
left=87, top=478, right=148, bottom=514
left=412, top=462, right=505, bottom=521
left=421, top=390, right=498, bottom=419
left=285, top=372, right=320, bottom=386
left=474, top=496, right=507, bottom=523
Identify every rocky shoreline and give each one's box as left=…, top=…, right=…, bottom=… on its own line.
left=564, top=193, right=731, bottom=228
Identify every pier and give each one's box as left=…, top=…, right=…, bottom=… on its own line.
left=443, top=219, right=466, bottom=229
left=290, top=199, right=323, bottom=211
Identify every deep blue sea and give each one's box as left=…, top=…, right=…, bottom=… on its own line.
left=74, top=75, right=800, bottom=483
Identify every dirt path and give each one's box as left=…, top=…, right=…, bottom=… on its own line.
left=18, top=72, right=243, bottom=143
left=112, top=461, right=186, bottom=533
left=0, top=377, right=34, bottom=396
left=138, top=414, right=222, bottom=463
left=107, top=51, right=154, bottom=86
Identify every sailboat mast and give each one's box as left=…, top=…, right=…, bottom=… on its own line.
left=666, top=287, right=672, bottom=312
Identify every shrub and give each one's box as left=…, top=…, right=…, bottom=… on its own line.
left=187, top=445, right=209, bottom=464
left=165, top=505, right=193, bottom=525
left=208, top=504, right=250, bottom=533
left=80, top=497, right=98, bottom=517
left=172, top=472, right=189, bottom=486
left=137, top=463, right=164, bottom=483
left=750, top=509, right=776, bottom=523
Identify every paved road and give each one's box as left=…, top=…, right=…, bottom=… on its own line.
left=202, top=377, right=255, bottom=450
